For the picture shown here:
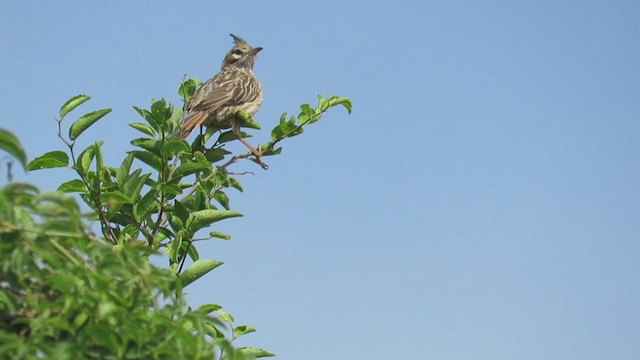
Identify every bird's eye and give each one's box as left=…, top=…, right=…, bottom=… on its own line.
left=233, top=49, right=244, bottom=55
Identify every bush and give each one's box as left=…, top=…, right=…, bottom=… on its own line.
left=0, top=79, right=350, bottom=359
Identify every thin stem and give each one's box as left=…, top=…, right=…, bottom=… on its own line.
left=149, top=194, right=166, bottom=245
left=56, top=115, right=117, bottom=244
left=94, top=193, right=118, bottom=244
left=150, top=128, right=170, bottom=245
left=1, top=157, right=13, bottom=182
left=218, top=152, right=253, bottom=170
left=176, top=239, right=193, bottom=275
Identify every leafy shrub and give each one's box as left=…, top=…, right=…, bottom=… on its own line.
left=0, top=79, right=350, bottom=359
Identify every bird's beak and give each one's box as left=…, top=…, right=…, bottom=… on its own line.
left=251, top=47, right=263, bottom=55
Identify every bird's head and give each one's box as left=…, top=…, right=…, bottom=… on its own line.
left=222, top=34, right=262, bottom=71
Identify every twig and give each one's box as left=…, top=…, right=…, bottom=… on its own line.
left=218, top=148, right=270, bottom=171
left=226, top=170, right=254, bottom=176
left=177, top=239, right=193, bottom=275
left=218, top=152, right=253, bottom=170
left=149, top=194, right=166, bottom=245
left=2, top=158, right=13, bottom=182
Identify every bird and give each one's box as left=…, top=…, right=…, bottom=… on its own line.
left=177, top=34, right=264, bottom=161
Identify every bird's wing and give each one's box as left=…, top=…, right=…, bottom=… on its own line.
left=187, top=72, right=236, bottom=112
left=177, top=111, right=207, bottom=138
left=188, top=69, right=261, bottom=112
left=229, top=75, right=262, bottom=105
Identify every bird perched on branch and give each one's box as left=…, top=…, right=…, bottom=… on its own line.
left=177, top=34, right=264, bottom=161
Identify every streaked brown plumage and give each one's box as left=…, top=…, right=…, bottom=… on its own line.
left=178, top=34, right=264, bottom=159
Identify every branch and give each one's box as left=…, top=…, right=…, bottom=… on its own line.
left=149, top=193, right=167, bottom=245
left=218, top=151, right=254, bottom=170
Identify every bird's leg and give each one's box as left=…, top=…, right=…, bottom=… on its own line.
left=233, top=125, right=268, bottom=170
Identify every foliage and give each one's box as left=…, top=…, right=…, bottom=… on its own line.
left=0, top=183, right=219, bottom=358
left=0, top=79, right=350, bottom=359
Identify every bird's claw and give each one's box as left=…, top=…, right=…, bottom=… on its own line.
left=253, top=145, right=269, bottom=170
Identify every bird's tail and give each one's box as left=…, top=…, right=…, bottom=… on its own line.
left=175, top=112, right=208, bottom=138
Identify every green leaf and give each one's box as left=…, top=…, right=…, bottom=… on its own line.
left=134, top=189, right=157, bottom=222
left=270, top=123, right=285, bottom=140
left=129, top=150, right=162, bottom=171
left=160, top=140, right=191, bottom=157
left=75, top=146, right=93, bottom=175
left=213, top=190, right=230, bottom=210
left=129, top=122, right=156, bottom=137
left=217, top=309, right=234, bottom=324
left=84, top=325, right=120, bottom=350
left=117, top=224, right=139, bottom=243
left=2, top=182, right=38, bottom=196
left=157, top=183, right=182, bottom=197
left=189, top=134, right=204, bottom=152
left=35, top=191, right=78, bottom=209
left=57, top=179, right=86, bottom=193
left=72, top=311, right=89, bottom=330
left=0, top=129, right=27, bottom=170
left=209, top=231, right=231, bottom=240
left=178, top=78, right=198, bottom=99
left=317, top=94, right=330, bottom=112
left=194, top=303, right=222, bottom=314
left=236, top=111, right=261, bottom=129
left=236, top=347, right=276, bottom=358
left=233, top=325, right=256, bottom=338
left=283, top=117, right=297, bottom=132
left=169, top=106, right=184, bottom=133
left=173, top=199, right=190, bottom=222
left=202, top=126, right=222, bottom=144
left=166, top=231, right=184, bottom=263
left=229, top=177, right=243, bottom=192
left=216, top=130, right=251, bottom=144
left=27, top=151, right=69, bottom=171
left=203, top=323, right=224, bottom=339
left=68, top=108, right=112, bottom=140
left=186, top=209, right=242, bottom=233
left=59, top=94, right=90, bottom=118
left=186, top=242, right=200, bottom=262
left=327, top=95, right=352, bottom=114
left=133, top=105, right=157, bottom=128
left=213, top=170, right=229, bottom=186
left=122, top=169, right=147, bottom=198
left=204, top=148, right=230, bottom=163
left=193, top=150, right=209, bottom=165
left=100, top=191, right=133, bottom=204
left=262, top=146, right=282, bottom=156
left=94, top=141, right=104, bottom=173
left=105, top=204, right=124, bottom=222
left=168, top=214, right=185, bottom=233
left=130, top=138, right=161, bottom=152
left=154, top=227, right=174, bottom=243
left=150, top=98, right=173, bottom=123
left=116, top=153, right=134, bottom=185
left=178, top=259, right=223, bottom=288
left=298, top=103, right=315, bottom=124
left=173, top=163, right=211, bottom=179
left=271, top=115, right=302, bottom=140
left=73, top=141, right=103, bottom=176
left=279, top=112, right=288, bottom=124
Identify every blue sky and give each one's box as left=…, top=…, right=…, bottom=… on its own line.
left=2, top=1, right=639, bottom=359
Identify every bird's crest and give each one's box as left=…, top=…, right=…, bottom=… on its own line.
left=230, top=34, right=248, bottom=46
